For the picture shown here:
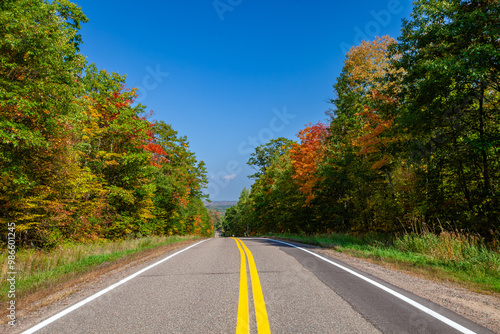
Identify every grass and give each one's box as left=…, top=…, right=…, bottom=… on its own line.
left=0, top=235, right=200, bottom=302
left=263, top=232, right=500, bottom=293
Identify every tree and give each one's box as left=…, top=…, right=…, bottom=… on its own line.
left=393, top=0, right=500, bottom=234
left=290, top=123, right=329, bottom=204
left=80, top=64, right=156, bottom=238
left=223, top=188, right=253, bottom=236
left=320, top=35, right=406, bottom=233
left=247, top=137, right=294, bottom=179
left=0, top=0, right=213, bottom=247
left=150, top=121, right=209, bottom=235
left=0, top=0, right=88, bottom=246
left=243, top=137, right=317, bottom=234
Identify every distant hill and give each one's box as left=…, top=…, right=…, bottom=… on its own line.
left=204, top=201, right=237, bottom=213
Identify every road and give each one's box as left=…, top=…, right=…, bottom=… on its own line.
left=20, top=238, right=493, bottom=333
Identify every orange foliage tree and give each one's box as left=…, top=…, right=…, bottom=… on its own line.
left=290, top=123, right=329, bottom=204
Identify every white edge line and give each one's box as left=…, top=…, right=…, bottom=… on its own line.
left=21, top=239, right=208, bottom=334
left=265, top=238, right=477, bottom=334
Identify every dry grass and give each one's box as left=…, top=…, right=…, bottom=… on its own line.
left=265, top=231, right=500, bottom=293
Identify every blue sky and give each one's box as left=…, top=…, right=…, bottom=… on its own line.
left=77, top=0, right=413, bottom=201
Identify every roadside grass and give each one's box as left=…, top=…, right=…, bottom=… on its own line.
left=0, top=235, right=200, bottom=302
left=263, top=232, right=500, bottom=294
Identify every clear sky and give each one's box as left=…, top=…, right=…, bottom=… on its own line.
left=77, top=0, right=413, bottom=201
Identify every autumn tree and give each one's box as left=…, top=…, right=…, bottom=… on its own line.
left=0, top=1, right=213, bottom=246
left=231, top=134, right=323, bottom=235
left=0, top=0, right=88, bottom=246
left=290, top=123, right=329, bottom=204
left=226, top=2, right=499, bottom=241
left=319, top=36, right=406, bottom=233
left=78, top=64, right=154, bottom=238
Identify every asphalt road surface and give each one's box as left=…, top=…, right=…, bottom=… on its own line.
left=21, top=238, right=493, bottom=334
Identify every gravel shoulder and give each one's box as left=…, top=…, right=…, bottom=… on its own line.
left=314, top=247, right=500, bottom=333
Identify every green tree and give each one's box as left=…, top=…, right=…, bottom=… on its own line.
left=150, top=121, right=209, bottom=235
left=392, top=0, right=500, bottom=234
left=247, top=137, right=294, bottom=179
left=223, top=188, right=253, bottom=237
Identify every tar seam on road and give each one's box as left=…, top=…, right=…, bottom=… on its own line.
left=266, top=238, right=478, bottom=334
left=20, top=239, right=208, bottom=334
left=232, top=238, right=271, bottom=334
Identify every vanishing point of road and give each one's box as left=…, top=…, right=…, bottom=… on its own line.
left=20, top=238, right=493, bottom=333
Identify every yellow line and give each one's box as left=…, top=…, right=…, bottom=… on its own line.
left=238, top=239, right=271, bottom=334
left=233, top=238, right=249, bottom=334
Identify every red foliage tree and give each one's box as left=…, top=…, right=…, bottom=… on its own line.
left=289, top=123, right=329, bottom=203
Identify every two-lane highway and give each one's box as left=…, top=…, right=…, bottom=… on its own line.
left=20, top=238, right=493, bottom=333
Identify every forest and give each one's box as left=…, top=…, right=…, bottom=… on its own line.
left=1, top=0, right=499, bottom=249
left=224, top=0, right=500, bottom=244
left=0, top=0, right=214, bottom=248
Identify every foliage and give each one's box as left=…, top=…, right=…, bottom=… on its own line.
left=0, top=0, right=214, bottom=248
left=392, top=0, right=500, bottom=236
left=247, top=137, right=294, bottom=179
left=290, top=123, right=328, bottom=203
left=222, top=188, right=253, bottom=236
left=1, top=0, right=88, bottom=245
left=225, top=1, right=499, bottom=244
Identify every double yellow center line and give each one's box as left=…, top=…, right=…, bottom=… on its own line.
left=232, top=238, right=271, bottom=334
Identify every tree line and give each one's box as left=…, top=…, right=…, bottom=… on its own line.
left=0, top=0, right=214, bottom=248
left=224, top=0, right=499, bottom=242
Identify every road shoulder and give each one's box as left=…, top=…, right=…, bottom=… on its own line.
left=1, top=239, right=206, bottom=334
left=265, top=237, right=500, bottom=333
